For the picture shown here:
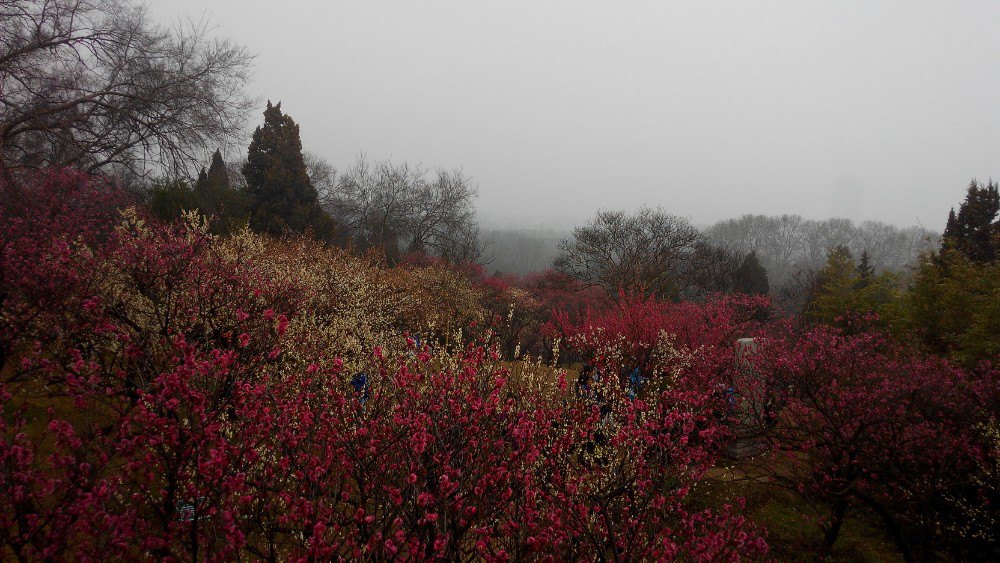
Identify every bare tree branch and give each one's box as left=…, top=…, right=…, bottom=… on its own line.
left=323, top=155, right=483, bottom=262
left=555, top=207, right=729, bottom=300
left=1, top=0, right=255, bottom=181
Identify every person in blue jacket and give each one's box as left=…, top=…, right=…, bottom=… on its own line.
left=626, top=367, right=647, bottom=400
left=350, top=372, right=369, bottom=406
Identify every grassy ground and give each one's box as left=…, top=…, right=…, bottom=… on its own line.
left=754, top=491, right=901, bottom=561
left=698, top=466, right=903, bottom=562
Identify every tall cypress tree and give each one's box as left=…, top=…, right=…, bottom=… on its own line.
left=192, top=149, right=246, bottom=233
left=206, top=149, right=231, bottom=193
left=944, top=208, right=959, bottom=240
left=942, top=179, right=999, bottom=263
left=194, top=167, right=209, bottom=192
left=732, top=251, right=770, bottom=295
left=216, top=149, right=249, bottom=233
left=243, top=102, right=335, bottom=239
left=856, top=249, right=874, bottom=289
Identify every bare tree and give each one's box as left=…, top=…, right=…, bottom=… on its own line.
left=0, top=0, right=254, bottom=181
left=328, top=155, right=482, bottom=262
left=409, top=168, right=479, bottom=257
left=857, top=221, right=940, bottom=272
left=554, top=207, right=710, bottom=300
left=303, top=151, right=338, bottom=210
left=706, top=214, right=775, bottom=259
left=766, top=214, right=808, bottom=283
left=803, top=218, right=857, bottom=267
left=224, top=159, right=247, bottom=192
left=775, top=267, right=820, bottom=315
left=436, top=218, right=490, bottom=265
left=329, top=157, right=418, bottom=259
left=683, top=241, right=740, bottom=299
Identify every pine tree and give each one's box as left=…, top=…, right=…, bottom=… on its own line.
left=807, top=245, right=897, bottom=331
left=942, top=179, right=999, bottom=263
left=805, top=246, right=854, bottom=321
left=192, top=149, right=246, bottom=233
left=855, top=249, right=873, bottom=289
left=194, top=167, right=209, bottom=195
left=732, top=252, right=770, bottom=295
left=944, top=208, right=959, bottom=240
left=193, top=165, right=216, bottom=218
left=206, top=149, right=231, bottom=193
left=243, top=102, right=336, bottom=239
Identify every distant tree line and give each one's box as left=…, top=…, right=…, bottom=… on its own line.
left=485, top=211, right=936, bottom=302
left=486, top=207, right=939, bottom=310
left=553, top=207, right=749, bottom=302
left=483, top=228, right=565, bottom=275
left=705, top=214, right=940, bottom=290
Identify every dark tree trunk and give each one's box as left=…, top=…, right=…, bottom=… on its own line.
left=822, top=497, right=849, bottom=556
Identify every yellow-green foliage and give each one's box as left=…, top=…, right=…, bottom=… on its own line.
left=892, top=249, right=1000, bottom=364
left=807, top=248, right=899, bottom=326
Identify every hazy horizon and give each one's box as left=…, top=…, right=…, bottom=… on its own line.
left=148, top=1, right=1000, bottom=231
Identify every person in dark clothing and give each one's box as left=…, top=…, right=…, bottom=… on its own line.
left=626, top=367, right=647, bottom=400
left=350, top=372, right=369, bottom=406
left=575, top=363, right=594, bottom=399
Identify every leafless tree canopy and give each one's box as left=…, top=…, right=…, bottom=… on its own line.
left=555, top=207, right=729, bottom=300
left=303, top=151, right=337, bottom=210
left=705, top=214, right=941, bottom=287
left=0, top=0, right=254, bottom=180
left=321, top=155, right=483, bottom=263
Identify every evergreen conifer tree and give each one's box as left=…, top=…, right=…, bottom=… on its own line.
left=807, top=245, right=897, bottom=330
left=942, top=179, right=999, bottom=263
left=194, top=167, right=209, bottom=195
left=206, top=149, right=231, bottom=193
left=243, top=102, right=336, bottom=239
left=856, top=249, right=874, bottom=289
left=732, top=251, right=770, bottom=295
left=194, top=164, right=216, bottom=218
left=192, top=149, right=246, bottom=233
left=944, top=208, right=959, bottom=240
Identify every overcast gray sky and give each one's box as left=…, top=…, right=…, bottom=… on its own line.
left=148, top=1, right=1000, bottom=230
